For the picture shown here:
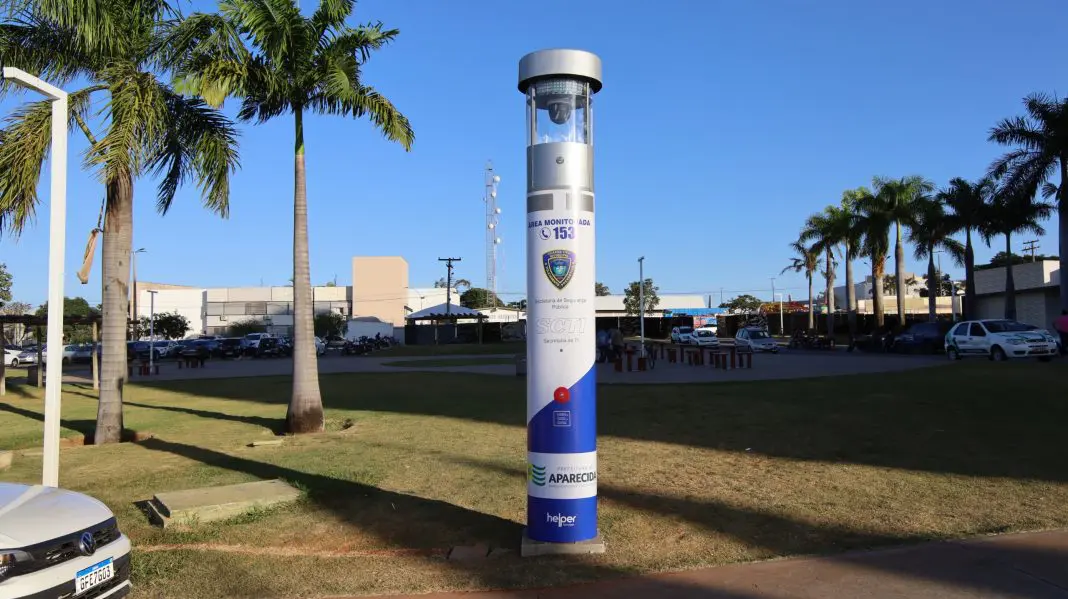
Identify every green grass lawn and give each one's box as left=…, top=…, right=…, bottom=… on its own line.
left=2, top=363, right=1067, bottom=598
left=381, top=357, right=516, bottom=368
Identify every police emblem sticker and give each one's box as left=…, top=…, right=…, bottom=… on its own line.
left=543, top=250, right=576, bottom=290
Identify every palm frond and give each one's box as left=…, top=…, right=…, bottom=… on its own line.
left=311, top=0, right=355, bottom=39
left=29, top=0, right=127, bottom=58
left=147, top=85, right=240, bottom=216
left=0, top=98, right=51, bottom=236
left=310, top=77, right=413, bottom=149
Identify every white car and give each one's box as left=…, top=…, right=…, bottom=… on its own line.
left=670, top=326, right=695, bottom=345
left=0, top=483, right=132, bottom=598
left=945, top=319, right=1059, bottom=362
left=242, top=333, right=271, bottom=350
left=735, top=327, right=779, bottom=353
left=692, top=327, right=720, bottom=347
left=314, top=337, right=326, bottom=356
left=3, top=347, right=21, bottom=367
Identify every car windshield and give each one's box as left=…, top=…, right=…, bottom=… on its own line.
left=983, top=320, right=1030, bottom=333
left=678, top=327, right=693, bottom=334
left=695, top=330, right=713, bottom=337
left=245, top=334, right=261, bottom=340
left=749, top=330, right=770, bottom=339
left=222, top=339, right=242, bottom=347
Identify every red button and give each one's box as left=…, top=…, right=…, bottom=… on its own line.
left=553, top=387, right=570, bottom=403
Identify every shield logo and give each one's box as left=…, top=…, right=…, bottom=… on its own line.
left=543, top=250, right=576, bottom=290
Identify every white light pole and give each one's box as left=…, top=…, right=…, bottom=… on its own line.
left=4, top=66, right=69, bottom=487
left=131, top=247, right=146, bottom=328
left=148, top=290, right=157, bottom=373
left=775, top=293, right=785, bottom=334
left=638, top=256, right=645, bottom=354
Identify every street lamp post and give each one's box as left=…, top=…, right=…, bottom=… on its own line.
left=148, top=290, right=157, bottom=373
left=775, top=293, right=785, bottom=334
left=131, top=247, right=146, bottom=332
left=3, top=66, right=69, bottom=487
left=638, top=257, right=645, bottom=354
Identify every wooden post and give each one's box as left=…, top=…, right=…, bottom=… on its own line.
left=36, top=326, right=44, bottom=387
left=91, top=320, right=99, bottom=390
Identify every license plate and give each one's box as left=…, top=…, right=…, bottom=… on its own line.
left=75, top=558, right=114, bottom=595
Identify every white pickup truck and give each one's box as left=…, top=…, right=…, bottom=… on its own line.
left=0, top=483, right=132, bottom=598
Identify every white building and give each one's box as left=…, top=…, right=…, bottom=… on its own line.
left=974, top=260, right=1061, bottom=328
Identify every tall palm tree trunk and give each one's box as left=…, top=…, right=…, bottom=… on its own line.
left=807, top=273, right=814, bottom=329
left=873, top=258, right=886, bottom=328
left=1004, top=232, right=1017, bottom=320
left=1059, top=159, right=1068, bottom=312
left=95, top=173, right=133, bottom=444
left=964, top=229, right=976, bottom=320
left=894, top=222, right=906, bottom=326
left=845, top=245, right=856, bottom=335
left=824, top=248, right=835, bottom=335
left=287, top=107, right=325, bottom=433
left=926, top=245, right=937, bottom=323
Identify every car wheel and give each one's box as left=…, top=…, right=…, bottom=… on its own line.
left=990, top=346, right=1007, bottom=362
left=62, top=356, right=70, bottom=365
left=9, top=358, right=17, bottom=367
left=946, top=347, right=961, bottom=361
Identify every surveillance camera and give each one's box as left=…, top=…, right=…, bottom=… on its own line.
left=547, top=98, right=572, bottom=125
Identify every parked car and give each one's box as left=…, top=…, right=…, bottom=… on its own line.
left=691, top=327, right=720, bottom=347
left=735, top=327, right=779, bottom=353
left=178, top=341, right=212, bottom=363
left=127, top=341, right=165, bottom=362
left=314, top=337, right=327, bottom=356
left=15, top=348, right=39, bottom=366
left=3, top=346, right=22, bottom=367
left=250, top=337, right=282, bottom=358
left=0, top=482, right=133, bottom=598
left=945, top=319, right=1059, bottom=362
left=892, top=322, right=954, bottom=354
left=242, top=333, right=271, bottom=350
left=217, top=338, right=245, bottom=359
left=324, top=335, right=347, bottom=351
left=670, top=326, right=695, bottom=345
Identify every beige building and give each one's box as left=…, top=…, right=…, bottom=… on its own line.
left=974, top=260, right=1061, bottom=328
left=352, top=257, right=409, bottom=326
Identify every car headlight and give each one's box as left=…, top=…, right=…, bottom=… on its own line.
left=0, top=549, right=33, bottom=580
left=1004, top=337, right=1028, bottom=345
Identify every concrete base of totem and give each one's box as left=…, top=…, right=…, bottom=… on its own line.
left=520, top=529, right=606, bottom=557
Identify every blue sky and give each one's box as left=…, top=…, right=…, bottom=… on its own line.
left=2, top=0, right=1066, bottom=307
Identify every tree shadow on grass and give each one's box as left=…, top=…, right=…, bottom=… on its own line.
left=132, top=437, right=781, bottom=597
left=386, top=448, right=1068, bottom=599
left=136, top=365, right=1068, bottom=483
left=123, top=401, right=281, bottom=434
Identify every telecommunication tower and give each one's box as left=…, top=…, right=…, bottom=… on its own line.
left=484, top=161, right=502, bottom=300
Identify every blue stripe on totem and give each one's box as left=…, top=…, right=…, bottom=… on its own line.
left=527, top=495, right=598, bottom=543
left=528, top=364, right=596, bottom=453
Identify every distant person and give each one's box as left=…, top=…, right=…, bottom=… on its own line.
left=1054, top=310, right=1068, bottom=356
left=610, top=327, right=624, bottom=361
left=596, top=328, right=610, bottom=362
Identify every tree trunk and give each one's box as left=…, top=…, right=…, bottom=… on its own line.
left=873, top=257, right=885, bottom=328
left=1059, top=156, right=1067, bottom=312
left=95, top=172, right=133, bottom=444
left=825, top=248, right=835, bottom=336
left=287, top=107, right=324, bottom=434
left=894, top=221, right=906, bottom=326
left=1004, top=233, right=1016, bottom=320
left=845, top=244, right=856, bottom=336
left=927, top=246, right=937, bottom=323
left=807, top=273, right=814, bottom=330
left=964, top=228, right=976, bottom=320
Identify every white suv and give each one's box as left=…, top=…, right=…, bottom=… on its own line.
left=945, top=319, right=1059, bottom=362
left=0, top=483, right=132, bottom=598
left=670, top=326, right=694, bottom=345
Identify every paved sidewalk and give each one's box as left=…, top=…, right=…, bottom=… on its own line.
left=375, top=530, right=1068, bottom=598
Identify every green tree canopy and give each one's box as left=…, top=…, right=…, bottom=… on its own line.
left=136, top=311, right=191, bottom=340
left=35, top=297, right=99, bottom=343
left=594, top=282, right=610, bottom=296
left=227, top=318, right=266, bottom=337
left=623, top=279, right=659, bottom=315
left=460, top=288, right=504, bottom=309
left=313, top=312, right=348, bottom=338
left=0, top=263, right=11, bottom=305
left=719, top=294, right=762, bottom=313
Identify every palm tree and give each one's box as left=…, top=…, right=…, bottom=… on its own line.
left=782, top=239, right=819, bottom=330
left=940, top=177, right=994, bottom=319
left=980, top=182, right=1053, bottom=320
left=838, top=189, right=866, bottom=335
left=908, top=197, right=965, bottom=322
left=800, top=205, right=853, bottom=335
left=871, top=176, right=935, bottom=325
left=165, top=0, right=414, bottom=433
left=853, top=187, right=892, bottom=326
left=0, top=1, right=239, bottom=443
left=989, top=93, right=1068, bottom=312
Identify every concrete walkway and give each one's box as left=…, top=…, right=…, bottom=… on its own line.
left=374, top=529, right=1068, bottom=598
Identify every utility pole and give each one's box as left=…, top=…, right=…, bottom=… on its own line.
left=438, top=257, right=462, bottom=316
left=720, top=287, right=724, bottom=307
left=770, top=277, right=776, bottom=333
left=1023, top=239, right=1039, bottom=262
